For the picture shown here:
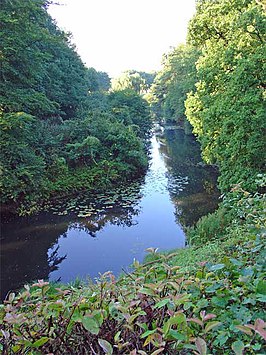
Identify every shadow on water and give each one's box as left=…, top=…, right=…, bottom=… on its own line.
left=0, top=127, right=220, bottom=300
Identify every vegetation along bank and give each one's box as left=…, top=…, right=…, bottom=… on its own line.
left=0, top=0, right=152, bottom=216
left=0, top=0, right=265, bottom=353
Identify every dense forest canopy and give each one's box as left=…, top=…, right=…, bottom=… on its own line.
left=0, top=0, right=152, bottom=215
left=151, top=0, right=266, bottom=192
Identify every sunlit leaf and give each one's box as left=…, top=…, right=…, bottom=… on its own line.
left=151, top=348, right=165, bottom=355
left=98, top=338, right=113, bottom=354
left=32, top=337, right=49, bottom=348
left=235, top=325, right=253, bottom=336
left=232, top=340, right=244, bottom=355
left=210, top=264, right=225, bottom=272
left=140, top=329, right=157, bottom=339
left=154, top=299, right=170, bottom=309
left=82, top=317, right=100, bottom=335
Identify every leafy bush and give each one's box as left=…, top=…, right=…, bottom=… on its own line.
left=1, top=103, right=149, bottom=215
left=0, top=234, right=265, bottom=354
left=186, top=207, right=232, bottom=246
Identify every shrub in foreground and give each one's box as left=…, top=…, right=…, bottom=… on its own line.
left=0, top=189, right=265, bottom=354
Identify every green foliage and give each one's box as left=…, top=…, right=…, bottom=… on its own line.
left=187, top=207, right=232, bottom=246
left=86, top=68, right=111, bottom=93
left=0, top=109, right=149, bottom=214
left=0, top=191, right=265, bottom=354
left=111, top=70, right=155, bottom=95
left=185, top=0, right=266, bottom=192
left=0, top=112, right=48, bottom=206
left=150, top=45, right=200, bottom=126
left=186, top=177, right=266, bottom=247
left=0, top=1, right=151, bottom=215
left=108, top=89, right=152, bottom=137
left=0, top=0, right=89, bottom=120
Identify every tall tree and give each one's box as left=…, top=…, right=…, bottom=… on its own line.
left=185, top=0, right=266, bottom=191
left=151, top=45, right=200, bottom=129
left=111, top=70, right=154, bottom=95
left=0, top=0, right=89, bottom=119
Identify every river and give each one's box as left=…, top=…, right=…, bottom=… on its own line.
left=0, top=127, right=220, bottom=300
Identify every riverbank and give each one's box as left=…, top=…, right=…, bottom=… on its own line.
left=1, top=129, right=219, bottom=301
left=1, top=161, right=148, bottom=217
left=1, top=186, right=265, bottom=354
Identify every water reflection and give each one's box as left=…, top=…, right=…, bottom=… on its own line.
left=1, top=128, right=220, bottom=300
left=0, top=214, right=70, bottom=299
left=159, top=129, right=220, bottom=226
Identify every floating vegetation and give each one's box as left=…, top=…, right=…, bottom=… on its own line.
left=45, top=181, right=143, bottom=222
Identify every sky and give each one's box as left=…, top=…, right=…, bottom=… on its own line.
left=48, top=0, right=196, bottom=78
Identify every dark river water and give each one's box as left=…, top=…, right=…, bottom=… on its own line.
left=0, top=127, right=220, bottom=300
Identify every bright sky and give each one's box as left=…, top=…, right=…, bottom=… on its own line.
left=48, top=0, right=196, bottom=78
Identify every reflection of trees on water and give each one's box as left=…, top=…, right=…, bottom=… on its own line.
left=48, top=245, right=67, bottom=273
left=157, top=129, right=220, bottom=227
left=1, top=215, right=70, bottom=300
left=68, top=205, right=141, bottom=238
left=1, top=181, right=143, bottom=300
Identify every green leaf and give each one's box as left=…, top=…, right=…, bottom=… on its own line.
left=139, top=287, right=157, bottom=296
left=205, top=321, right=222, bottom=333
left=154, top=299, right=170, bottom=309
left=163, top=314, right=187, bottom=334
left=196, top=298, right=209, bottom=309
left=230, top=258, right=243, bottom=266
left=211, top=296, right=228, bottom=308
left=114, top=331, right=121, bottom=342
left=98, top=339, right=113, bottom=354
left=82, top=317, right=100, bottom=335
left=168, top=329, right=186, bottom=341
left=150, top=348, right=165, bottom=355
left=256, top=280, right=266, bottom=295
left=210, top=264, right=225, bottom=272
left=205, top=283, right=222, bottom=293
left=235, top=325, right=253, bottom=336
left=252, top=343, right=261, bottom=351
left=12, top=345, right=21, bottom=352
left=140, top=329, right=157, bottom=339
left=232, top=340, right=244, bottom=355
left=72, top=310, right=82, bottom=322
left=183, top=302, right=193, bottom=310
left=32, top=337, right=49, bottom=348
left=256, top=294, right=266, bottom=302
left=92, top=310, right=104, bottom=326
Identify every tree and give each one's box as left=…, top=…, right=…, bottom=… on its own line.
left=0, top=0, right=151, bottom=214
left=150, top=45, right=200, bottom=130
left=0, top=0, right=89, bottom=119
left=111, top=70, right=154, bottom=95
left=108, top=90, right=151, bottom=137
left=185, top=0, right=266, bottom=191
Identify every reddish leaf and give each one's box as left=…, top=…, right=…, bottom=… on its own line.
left=195, top=337, right=207, bottom=355
left=187, top=318, right=204, bottom=327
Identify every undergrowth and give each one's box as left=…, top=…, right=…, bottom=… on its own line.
left=0, top=188, right=265, bottom=354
